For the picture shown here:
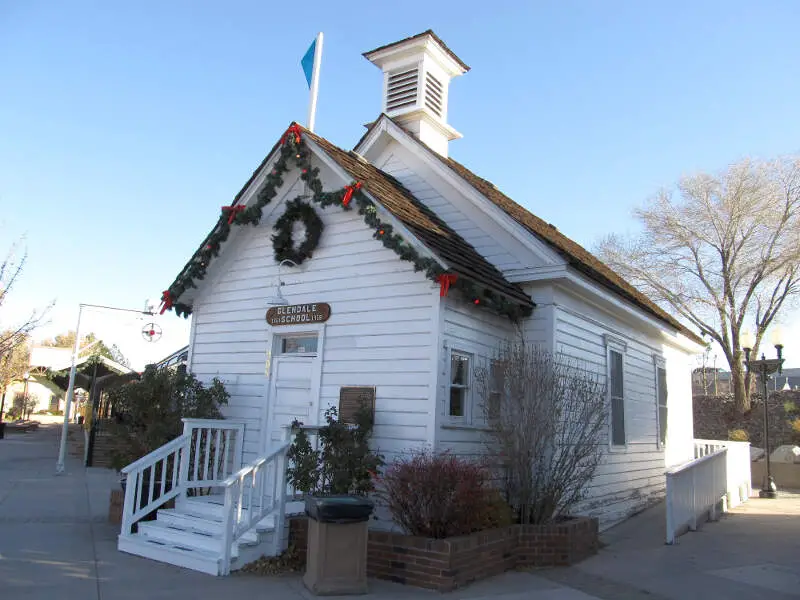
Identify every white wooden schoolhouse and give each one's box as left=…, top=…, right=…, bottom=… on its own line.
left=118, top=31, right=703, bottom=575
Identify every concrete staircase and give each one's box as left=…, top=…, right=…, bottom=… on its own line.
left=118, top=495, right=279, bottom=575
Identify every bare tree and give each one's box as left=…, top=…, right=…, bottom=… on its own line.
left=476, top=344, right=607, bottom=525
left=0, top=336, right=31, bottom=420
left=0, top=238, right=51, bottom=359
left=598, top=158, right=800, bottom=412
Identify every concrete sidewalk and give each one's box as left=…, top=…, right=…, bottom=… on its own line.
left=2, top=424, right=799, bottom=599
left=0, top=425, right=590, bottom=599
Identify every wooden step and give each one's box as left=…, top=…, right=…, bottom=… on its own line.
left=118, top=533, right=225, bottom=576
left=156, top=509, right=262, bottom=543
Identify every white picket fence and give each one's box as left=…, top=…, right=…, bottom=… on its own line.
left=665, top=439, right=751, bottom=545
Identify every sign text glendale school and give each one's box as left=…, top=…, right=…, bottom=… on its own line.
left=266, top=303, right=331, bottom=326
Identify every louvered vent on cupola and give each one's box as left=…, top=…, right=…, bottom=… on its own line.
left=386, top=67, right=419, bottom=113
left=424, top=71, right=443, bottom=117
left=364, top=31, right=470, bottom=157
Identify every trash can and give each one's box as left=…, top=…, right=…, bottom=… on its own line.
left=303, top=495, right=374, bottom=595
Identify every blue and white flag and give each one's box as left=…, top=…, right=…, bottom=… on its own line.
left=301, top=39, right=316, bottom=88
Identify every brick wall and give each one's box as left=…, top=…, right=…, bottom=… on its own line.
left=694, top=390, right=800, bottom=448
left=517, top=517, right=599, bottom=567
left=289, top=516, right=598, bottom=592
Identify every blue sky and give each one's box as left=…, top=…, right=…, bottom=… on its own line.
left=1, top=1, right=799, bottom=368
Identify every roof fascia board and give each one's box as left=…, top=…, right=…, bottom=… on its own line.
left=560, top=269, right=702, bottom=353
left=357, top=117, right=565, bottom=266
left=303, top=137, right=449, bottom=273
left=504, top=264, right=570, bottom=283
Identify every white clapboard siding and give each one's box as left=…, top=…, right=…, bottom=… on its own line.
left=552, top=287, right=695, bottom=529
left=435, top=299, right=517, bottom=457
left=377, top=150, right=541, bottom=273
left=189, top=158, right=439, bottom=465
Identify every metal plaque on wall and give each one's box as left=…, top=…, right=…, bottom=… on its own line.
left=338, top=386, right=376, bottom=423
left=266, top=302, right=331, bottom=326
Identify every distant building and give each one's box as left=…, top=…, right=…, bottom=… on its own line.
left=692, top=366, right=800, bottom=396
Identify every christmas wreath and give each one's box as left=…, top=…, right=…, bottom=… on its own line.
left=272, top=198, right=324, bottom=265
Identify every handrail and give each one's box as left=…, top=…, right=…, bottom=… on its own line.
left=119, top=419, right=247, bottom=540
left=221, top=441, right=292, bottom=488
left=219, top=429, right=293, bottom=575
left=121, top=435, right=189, bottom=474
left=667, top=447, right=725, bottom=475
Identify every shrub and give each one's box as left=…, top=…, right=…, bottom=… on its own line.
left=477, top=344, right=607, bottom=525
left=106, top=366, right=229, bottom=471
left=728, top=429, right=749, bottom=442
left=287, top=405, right=383, bottom=496
left=784, top=400, right=797, bottom=414
left=789, top=418, right=800, bottom=444
left=376, top=451, right=506, bottom=539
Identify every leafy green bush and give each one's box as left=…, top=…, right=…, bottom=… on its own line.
left=784, top=400, right=796, bottom=414
left=728, top=429, right=749, bottom=442
left=106, top=366, right=229, bottom=471
left=286, top=405, right=383, bottom=496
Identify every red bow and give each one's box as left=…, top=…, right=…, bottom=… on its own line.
left=280, top=123, right=302, bottom=145
left=436, top=274, right=458, bottom=297
left=342, top=182, right=362, bottom=208
left=159, top=290, right=173, bottom=315
left=221, top=204, right=245, bottom=224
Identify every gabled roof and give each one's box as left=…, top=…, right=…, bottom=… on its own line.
left=167, top=123, right=532, bottom=312
left=301, top=128, right=531, bottom=308
left=357, top=115, right=702, bottom=343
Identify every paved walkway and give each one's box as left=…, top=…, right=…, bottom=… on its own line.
left=1, top=424, right=799, bottom=599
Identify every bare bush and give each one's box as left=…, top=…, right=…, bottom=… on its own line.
left=476, top=344, right=607, bottom=524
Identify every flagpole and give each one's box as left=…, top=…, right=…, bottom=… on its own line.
left=307, top=32, right=323, bottom=132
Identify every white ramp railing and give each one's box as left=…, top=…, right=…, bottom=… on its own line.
left=694, top=439, right=752, bottom=508
left=665, top=448, right=727, bottom=544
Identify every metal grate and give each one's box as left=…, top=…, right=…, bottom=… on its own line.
left=425, top=72, right=443, bottom=117
left=386, top=67, right=419, bottom=112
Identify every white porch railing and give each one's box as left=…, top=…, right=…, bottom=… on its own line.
left=119, top=419, right=246, bottom=536
left=665, top=438, right=752, bottom=545
left=219, top=427, right=293, bottom=575
left=665, top=447, right=727, bottom=544
left=694, top=439, right=752, bottom=508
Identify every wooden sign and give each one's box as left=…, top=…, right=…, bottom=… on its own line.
left=266, top=303, right=331, bottom=326
left=339, top=386, right=376, bottom=424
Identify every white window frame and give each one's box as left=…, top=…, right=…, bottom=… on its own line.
left=447, top=349, right=473, bottom=424
left=604, top=334, right=628, bottom=450
left=653, top=355, right=668, bottom=449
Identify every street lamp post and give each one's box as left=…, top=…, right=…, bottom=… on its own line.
left=741, top=328, right=785, bottom=499
left=55, top=303, right=153, bottom=474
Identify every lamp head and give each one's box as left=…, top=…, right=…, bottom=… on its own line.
left=771, top=325, right=784, bottom=350
left=740, top=329, right=755, bottom=353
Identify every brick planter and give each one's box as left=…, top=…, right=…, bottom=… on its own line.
left=289, top=516, right=598, bottom=592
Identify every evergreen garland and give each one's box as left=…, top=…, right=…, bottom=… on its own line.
left=160, top=124, right=532, bottom=322
left=272, top=198, right=323, bottom=265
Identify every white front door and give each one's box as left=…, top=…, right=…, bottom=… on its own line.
left=266, top=333, right=321, bottom=449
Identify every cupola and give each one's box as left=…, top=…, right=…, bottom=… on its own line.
left=363, top=30, right=469, bottom=157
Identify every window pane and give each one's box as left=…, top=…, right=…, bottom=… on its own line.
left=281, top=336, right=318, bottom=354
left=659, top=405, right=668, bottom=446
left=449, top=387, right=465, bottom=417
left=657, top=368, right=668, bottom=406
left=451, top=353, right=469, bottom=385
left=612, top=396, right=626, bottom=445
